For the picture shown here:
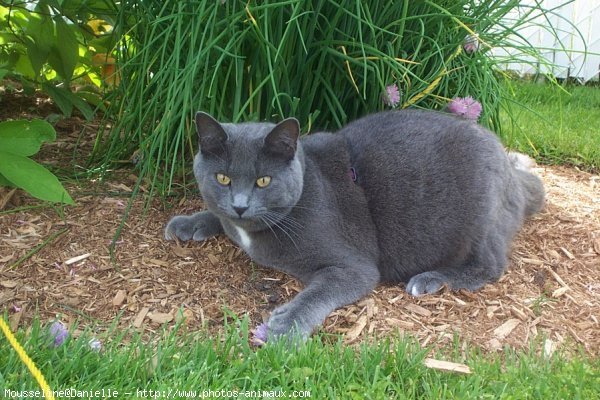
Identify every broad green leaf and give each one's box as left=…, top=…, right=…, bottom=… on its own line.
left=43, top=83, right=73, bottom=117
left=0, top=69, right=7, bottom=81
left=43, top=83, right=94, bottom=120
left=0, top=172, right=15, bottom=187
left=48, top=18, right=79, bottom=81
left=0, top=119, right=56, bottom=156
left=0, top=152, right=74, bottom=204
left=24, top=13, right=54, bottom=77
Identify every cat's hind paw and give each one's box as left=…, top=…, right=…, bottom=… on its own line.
left=406, top=271, right=447, bottom=297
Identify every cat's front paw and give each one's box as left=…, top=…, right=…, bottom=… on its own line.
left=406, top=271, right=447, bottom=297
left=164, top=215, right=210, bottom=242
left=267, top=303, right=312, bottom=342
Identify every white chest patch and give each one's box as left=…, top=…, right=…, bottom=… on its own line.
left=235, top=226, right=252, bottom=250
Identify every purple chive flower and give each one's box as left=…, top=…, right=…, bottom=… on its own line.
left=447, top=96, right=482, bottom=120
left=48, top=321, right=69, bottom=347
left=463, top=34, right=480, bottom=54
left=251, top=323, right=269, bottom=346
left=89, top=338, right=102, bottom=352
left=383, top=84, right=401, bottom=108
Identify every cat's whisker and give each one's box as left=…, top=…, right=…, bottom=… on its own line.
left=258, top=216, right=283, bottom=245
left=261, top=212, right=302, bottom=253
left=264, top=212, right=303, bottom=238
left=265, top=210, right=305, bottom=230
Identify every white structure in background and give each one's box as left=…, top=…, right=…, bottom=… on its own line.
left=492, top=0, right=600, bottom=82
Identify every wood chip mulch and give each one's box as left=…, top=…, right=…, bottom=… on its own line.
left=1, top=163, right=598, bottom=357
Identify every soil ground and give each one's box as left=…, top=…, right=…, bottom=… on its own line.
left=1, top=91, right=598, bottom=356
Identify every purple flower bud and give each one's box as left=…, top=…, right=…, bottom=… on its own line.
left=48, top=321, right=69, bottom=347
left=447, top=96, right=482, bottom=121
left=383, top=84, right=401, bottom=108
left=463, top=34, right=480, bottom=54
left=251, top=323, right=269, bottom=346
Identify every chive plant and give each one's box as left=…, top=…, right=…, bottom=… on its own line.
left=93, top=0, right=575, bottom=197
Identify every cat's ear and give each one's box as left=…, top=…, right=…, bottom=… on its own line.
left=195, top=111, right=228, bottom=156
left=264, top=118, right=300, bottom=161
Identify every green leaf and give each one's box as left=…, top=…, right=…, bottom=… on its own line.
left=43, top=83, right=94, bottom=120
left=0, top=69, right=8, bottom=81
left=44, top=83, right=94, bottom=119
left=23, top=13, right=54, bottom=77
left=48, top=17, right=79, bottom=81
left=0, top=151, right=74, bottom=204
left=0, top=172, right=15, bottom=187
left=0, top=119, right=56, bottom=156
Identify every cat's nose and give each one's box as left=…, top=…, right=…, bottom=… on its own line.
left=233, top=206, right=248, bottom=217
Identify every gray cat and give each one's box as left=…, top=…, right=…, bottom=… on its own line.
left=165, top=110, right=544, bottom=340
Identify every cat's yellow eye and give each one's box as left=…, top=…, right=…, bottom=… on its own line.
left=216, top=173, right=231, bottom=186
left=256, top=176, right=272, bottom=188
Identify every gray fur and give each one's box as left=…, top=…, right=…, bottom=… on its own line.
left=165, top=109, right=545, bottom=340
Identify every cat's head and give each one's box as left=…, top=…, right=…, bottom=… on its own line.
left=193, top=112, right=304, bottom=231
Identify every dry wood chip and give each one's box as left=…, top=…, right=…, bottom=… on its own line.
left=112, top=290, right=127, bottom=306
left=344, top=314, right=368, bottom=342
left=543, top=338, right=558, bottom=358
left=172, top=246, right=194, bottom=258
left=147, top=312, right=173, bottom=324
left=385, top=317, right=415, bottom=330
left=64, top=253, right=91, bottom=265
left=9, top=311, right=23, bottom=331
left=547, top=268, right=568, bottom=287
left=405, top=303, right=432, bottom=317
left=146, top=258, right=169, bottom=267
left=493, top=318, right=521, bottom=339
left=175, top=309, right=195, bottom=325
left=207, top=253, right=219, bottom=266
left=559, top=247, right=575, bottom=260
left=510, top=306, right=528, bottom=321
left=552, top=286, right=570, bottom=298
left=0, top=253, right=14, bottom=263
left=0, top=280, right=18, bottom=289
left=487, top=338, right=502, bottom=351
left=423, top=358, right=471, bottom=374
left=521, top=258, right=545, bottom=265
left=133, top=307, right=150, bottom=328
left=593, top=238, right=600, bottom=255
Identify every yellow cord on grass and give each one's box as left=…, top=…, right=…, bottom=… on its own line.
left=0, top=317, right=55, bottom=400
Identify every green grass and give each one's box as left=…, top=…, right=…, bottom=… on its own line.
left=93, top=0, right=571, bottom=198
left=1, top=316, right=598, bottom=399
left=500, top=80, right=600, bottom=172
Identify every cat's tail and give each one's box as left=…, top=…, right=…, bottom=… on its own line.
left=507, top=152, right=545, bottom=217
